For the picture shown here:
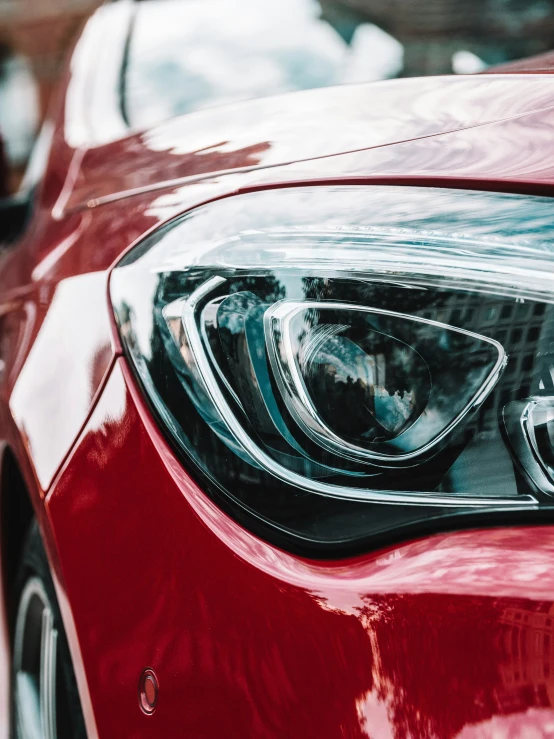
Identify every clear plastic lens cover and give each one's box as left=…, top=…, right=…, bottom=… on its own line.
left=111, top=186, right=554, bottom=552
left=265, top=301, right=504, bottom=461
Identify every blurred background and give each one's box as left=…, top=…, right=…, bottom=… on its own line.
left=0, top=0, right=100, bottom=190
left=2, top=0, right=554, bottom=191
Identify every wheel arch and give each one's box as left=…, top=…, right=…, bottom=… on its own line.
left=0, top=444, right=35, bottom=630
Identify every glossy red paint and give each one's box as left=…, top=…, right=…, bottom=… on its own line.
left=486, top=51, right=554, bottom=74
left=45, top=359, right=554, bottom=738
left=66, top=74, right=554, bottom=210
left=1, top=2, right=554, bottom=736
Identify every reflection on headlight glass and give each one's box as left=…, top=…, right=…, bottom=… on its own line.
left=265, top=301, right=503, bottom=461
left=111, top=186, right=554, bottom=553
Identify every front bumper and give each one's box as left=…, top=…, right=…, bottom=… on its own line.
left=46, top=358, right=554, bottom=738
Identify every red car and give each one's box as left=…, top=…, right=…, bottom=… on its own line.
left=3, top=1, right=554, bottom=737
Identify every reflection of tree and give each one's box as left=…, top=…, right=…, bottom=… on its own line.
left=301, top=277, right=450, bottom=313
left=302, top=329, right=427, bottom=441
left=355, top=594, right=554, bottom=739
left=230, top=274, right=286, bottom=304
left=298, top=278, right=491, bottom=446
left=58, top=387, right=554, bottom=738
left=72, top=139, right=272, bottom=205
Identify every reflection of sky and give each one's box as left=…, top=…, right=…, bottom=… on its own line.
left=147, top=186, right=554, bottom=300
left=126, top=0, right=402, bottom=128
left=455, top=708, right=554, bottom=738
left=0, top=56, right=39, bottom=165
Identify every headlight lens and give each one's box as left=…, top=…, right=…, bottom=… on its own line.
left=111, top=186, right=554, bottom=553
left=265, top=300, right=503, bottom=461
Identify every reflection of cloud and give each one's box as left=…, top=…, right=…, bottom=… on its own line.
left=126, top=0, right=402, bottom=128
left=345, top=24, right=403, bottom=82
left=356, top=689, right=395, bottom=739
left=0, top=56, right=39, bottom=165
left=456, top=708, right=554, bottom=738
left=452, top=50, right=487, bottom=75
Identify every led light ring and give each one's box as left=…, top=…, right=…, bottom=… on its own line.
left=164, top=276, right=536, bottom=508
left=199, top=297, right=244, bottom=411
left=265, top=300, right=508, bottom=464
left=503, top=399, right=554, bottom=497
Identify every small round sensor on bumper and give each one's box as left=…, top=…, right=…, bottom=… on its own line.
left=139, top=668, right=158, bottom=715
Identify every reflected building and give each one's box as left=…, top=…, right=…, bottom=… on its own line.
left=497, top=602, right=554, bottom=712
left=419, top=297, right=554, bottom=436
left=321, top=0, right=554, bottom=75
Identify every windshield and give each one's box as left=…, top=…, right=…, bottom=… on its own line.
left=124, top=0, right=402, bottom=128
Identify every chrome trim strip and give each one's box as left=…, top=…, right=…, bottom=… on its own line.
left=264, top=300, right=507, bottom=464
left=167, top=279, right=535, bottom=507
left=503, top=399, right=554, bottom=496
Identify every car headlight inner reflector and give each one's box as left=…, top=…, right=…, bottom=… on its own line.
left=111, top=186, right=554, bottom=553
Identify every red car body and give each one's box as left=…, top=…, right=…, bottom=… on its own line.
left=4, top=4, right=554, bottom=737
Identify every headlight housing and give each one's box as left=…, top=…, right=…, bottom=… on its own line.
left=111, top=186, right=554, bottom=553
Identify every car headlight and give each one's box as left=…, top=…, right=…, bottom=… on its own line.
left=110, top=186, right=554, bottom=553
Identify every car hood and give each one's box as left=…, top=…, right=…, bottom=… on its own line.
left=65, top=74, right=554, bottom=210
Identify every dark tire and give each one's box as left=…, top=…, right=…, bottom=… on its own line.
left=11, top=521, right=86, bottom=739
